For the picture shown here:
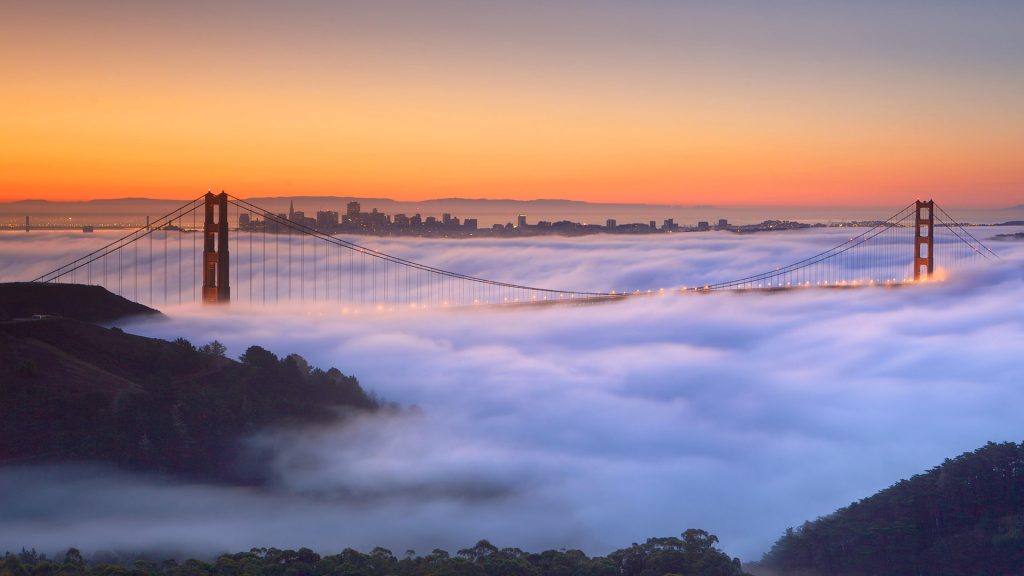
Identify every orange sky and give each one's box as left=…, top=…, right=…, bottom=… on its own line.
left=2, top=1, right=1022, bottom=207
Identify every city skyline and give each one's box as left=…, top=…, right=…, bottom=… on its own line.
left=2, top=1, right=1022, bottom=207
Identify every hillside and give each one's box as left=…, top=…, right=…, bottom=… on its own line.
left=757, top=442, right=1024, bottom=576
left=0, top=282, right=158, bottom=322
left=0, top=316, right=377, bottom=482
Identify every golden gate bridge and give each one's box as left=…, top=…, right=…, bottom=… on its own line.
left=29, top=193, right=998, bottom=309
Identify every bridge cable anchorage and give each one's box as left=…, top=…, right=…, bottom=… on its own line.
left=29, top=195, right=999, bottom=307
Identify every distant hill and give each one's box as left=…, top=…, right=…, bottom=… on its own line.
left=0, top=195, right=689, bottom=212
left=757, top=442, right=1024, bottom=576
left=0, top=285, right=378, bottom=482
left=992, top=232, right=1024, bottom=241
left=0, top=197, right=193, bottom=215
left=0, top=282, right=158, bottom=322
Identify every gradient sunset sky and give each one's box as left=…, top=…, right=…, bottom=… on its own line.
left=2, top=0, right=1022, bottom=206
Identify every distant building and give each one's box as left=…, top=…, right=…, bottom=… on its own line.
left=316, top=210, right=339, bottom=230
left=606, top=219, right=617, bottom=229
left=649, top=220, right=656, bottom=230
left=517, top=214, right=527, bottom=228
left=443, top=213, right=452, bottom=226
left=697, top=221, right=710, bottom=231
left=717, top=218, right=729, bottom=230
left=463, top=218, right=478, bottom=230
left=287, top=209, right=315, bottom=229
left=662, top=218, right=676, bottom=231
left=266, top=213, right=287, bottom=233
left=239, top=213, right=251, bottom=229
left=367, top=208, right=388, bottom=230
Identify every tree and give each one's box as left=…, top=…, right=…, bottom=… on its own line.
left=458, top=540, right=498, bottom=563
left=173, top=338, right=195, bottom=352
left=198, top=340, right=227, bottom=357
left=239, top=345, right=278, bottom=370
left=682, top=529, right=719, bottom=555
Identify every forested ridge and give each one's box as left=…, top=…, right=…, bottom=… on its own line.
left=757, top=441, right=1024, bottom=576
left=0, top=317, right=378, bottom=483
left=1, top=530, right=748, bottom=576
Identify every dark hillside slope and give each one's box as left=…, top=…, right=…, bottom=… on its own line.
left=759, top=442, right=1024, bottom=576
left=0, top=282, right=158, bottom=322
left=0, top=318, right=377, bottom=482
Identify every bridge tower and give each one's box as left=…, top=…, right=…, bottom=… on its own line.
left=914, top=199, right=934, bottom=281
left=201, top=191, right=231, bottom=303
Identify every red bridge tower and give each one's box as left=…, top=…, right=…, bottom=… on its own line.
left=914, top=199, right=934, bottom=281
left=202, top=191, right=231, bottom=303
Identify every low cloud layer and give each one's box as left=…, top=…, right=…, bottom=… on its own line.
left=2, top=230, right=1023, bottom=560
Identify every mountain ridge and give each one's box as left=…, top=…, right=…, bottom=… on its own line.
left=756, top=441, right=1024, bottom=576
